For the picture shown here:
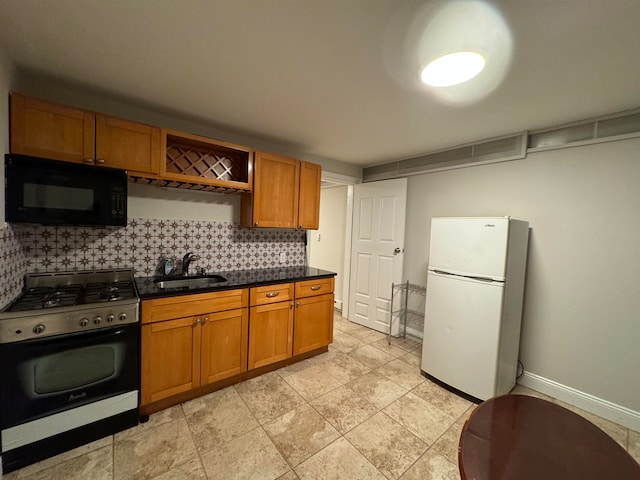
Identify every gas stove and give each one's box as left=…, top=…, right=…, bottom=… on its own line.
left=0, top=269, right=139, bottom=343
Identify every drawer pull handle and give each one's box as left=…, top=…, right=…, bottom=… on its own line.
left=266, top=292, right=280, bottom=298
left=310, top=285, right=321, bottom=291
left=193, top=318, right=201, bottom=326
left=202, top=317, right=209, bottom=325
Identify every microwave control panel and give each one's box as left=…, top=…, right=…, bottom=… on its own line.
left=110, top=190, right=126, bottom=219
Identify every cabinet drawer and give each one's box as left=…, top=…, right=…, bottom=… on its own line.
left=250, top=283, right=294, bottom=306
left=295, top=277, right=334, bottom=299
left=142, top=289, right=248, bottom=324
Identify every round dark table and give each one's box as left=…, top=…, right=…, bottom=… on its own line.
left=459, top=394, right=640, bottom=480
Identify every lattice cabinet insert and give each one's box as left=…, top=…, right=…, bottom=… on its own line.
left=137, top=128, right=253, bottom=193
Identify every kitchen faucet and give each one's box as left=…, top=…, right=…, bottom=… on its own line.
left=182, top=252, right=199, bottom=276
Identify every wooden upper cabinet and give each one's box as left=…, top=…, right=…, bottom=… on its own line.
left=246, top=152, right=299, bottom=228
left=241, top=151, right=321, bottom=229
left=160, top=129, right=252, bottom=192
left=95, top=115, right=160, bottom=175
left=9, top=93, right=160, bottom=176
left=10, top=93, right=95, bottom=163
left=298, top=161, right=321, bottom=230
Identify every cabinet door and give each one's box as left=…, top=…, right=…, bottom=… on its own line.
left=248, top=301, right=294, bottom=369
left=200, top=308, right=249, bottom=384
left=10, top=93, right=95, bottom=164
left=95, top=114, right=160, bottom=175
left=298, top=161, right=321, bottom=229
left=293, top=293, right=334, bottom=355
left=250, top=152, right=300, bottom=228
left=141, top=316, right=201, bottom=406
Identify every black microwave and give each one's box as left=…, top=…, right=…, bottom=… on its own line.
left=5, top=154, right=128, bottom=226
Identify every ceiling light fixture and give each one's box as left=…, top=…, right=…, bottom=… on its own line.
left=420, top=51, right=486, bottom=87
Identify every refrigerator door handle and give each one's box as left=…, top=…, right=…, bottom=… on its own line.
left=430, top=270, right=503, bottom=284
left=468, top=275, right=501, bottom=283
left=432, top=269, right=454, bottom=276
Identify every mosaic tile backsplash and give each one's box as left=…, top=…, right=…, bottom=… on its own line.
left=0, top=224, right=26, bottom=304
left=1, top=218, right=306, bottom=306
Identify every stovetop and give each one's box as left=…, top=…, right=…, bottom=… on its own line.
left=0, top=269, right=140, bottom=343
left=6, top=281, right=137, bottom=312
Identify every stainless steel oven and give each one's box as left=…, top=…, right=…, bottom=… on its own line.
left=0, top=270, right=140, bottom=474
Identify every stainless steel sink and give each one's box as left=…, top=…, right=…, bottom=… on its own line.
left=153, top=274, right=227, bottom=289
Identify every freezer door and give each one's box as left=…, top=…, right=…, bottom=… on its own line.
left=421, top=271, right=504, bottom=400
left=428, top=217, right=509, bottom=280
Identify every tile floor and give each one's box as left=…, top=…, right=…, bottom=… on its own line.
left=3, top=312, right=640, bottom=479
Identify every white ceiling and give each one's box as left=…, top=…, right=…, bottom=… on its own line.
left=1, top=0, right=639, bottom=167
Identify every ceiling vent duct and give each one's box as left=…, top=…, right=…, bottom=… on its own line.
left=363, top=132, right=527, bottom=182
left=528, top=109, right=640, bottom=151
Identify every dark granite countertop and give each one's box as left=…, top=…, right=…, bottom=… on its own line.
left=135, top=265, right=336, bottom=299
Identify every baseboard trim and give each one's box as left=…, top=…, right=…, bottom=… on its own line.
left=518, top=371, right=640, bottom=432
left=405, top=326, right=423, bottom=340
left=334, top=299, right=343, bottom=312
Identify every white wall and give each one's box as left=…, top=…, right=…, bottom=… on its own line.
left=309, top=185, right=348, bottom=306
left=404, top=137, right=640, bottom=413
left=128, top=184, right=239, bottom=223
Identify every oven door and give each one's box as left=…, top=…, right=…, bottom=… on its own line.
left=0, top=323, right=139, bottom=429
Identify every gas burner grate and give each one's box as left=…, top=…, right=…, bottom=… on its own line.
left=9, top=285, right=82, bottom=311
left=84, top=281, right=136, bottom=303
left=2, top=270, right=138, bottom=314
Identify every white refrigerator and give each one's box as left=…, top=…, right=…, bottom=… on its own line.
left=420, top=217, right=530, bottom=401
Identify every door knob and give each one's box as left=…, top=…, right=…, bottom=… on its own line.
left=393, top=247, right=403, bottom=255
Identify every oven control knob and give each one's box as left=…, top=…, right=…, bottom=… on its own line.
left=32, top=324, right=46, bottom=335
left=93, top=316, right=102, bottom=325
left=118, top=313, right=127, bottom=322
left=106, top=314, right=115, bottom=323
left=80, top=318, right=89, bottom=327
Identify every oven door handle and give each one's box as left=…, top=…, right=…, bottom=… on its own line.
left=1, top=324, right=136, bottom=350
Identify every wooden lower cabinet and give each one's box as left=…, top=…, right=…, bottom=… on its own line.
left=247, top=283, right=294, bottom=369
left=140, top=289, right=248, bottom=407
left=141, top=316, right=200, bottom=405
left=201, top=308, right=248, bottom=384
left=248, top=301, right=293, bottom=369
left=293, top=293, right=334, bottom=355
left=141, top=279, right=334, bottom=411
left=246, top=279, right=334, bottom=364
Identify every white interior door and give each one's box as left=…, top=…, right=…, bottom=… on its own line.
left=348, top=178, right=407, bottom=333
